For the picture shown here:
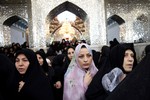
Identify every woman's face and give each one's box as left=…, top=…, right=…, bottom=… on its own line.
left=78, top=47, right=92, bottom=69
left=67, top=48, right=75, bottom=60
left=123, top=49, right=134, bottom=72
left=15, top=54, right=30, bottom=75
left=36, top=54, right=44, bottom=66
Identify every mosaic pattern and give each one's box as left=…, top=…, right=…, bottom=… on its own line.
left=106, top=1, right=150, bottom=43
left=30, top=0, right=106, bottom=47
left=3, top=26, right=11, bottom=45
left=0, top=0, right=150, bottom=48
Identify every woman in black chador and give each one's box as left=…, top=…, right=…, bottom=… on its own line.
left=106, top=44, right=150, bottom=100
left=36, top=50, right=54, bottom=82
left=85, top=43, right=137, bottom=100
left=0, top=54, right=15, bottom=100
left=52, top=46, right=75, bottom=100
left=11, top=49, right=54, bottom=100
left=85, top=45, right=111, bottom=100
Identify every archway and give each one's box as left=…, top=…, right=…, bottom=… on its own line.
left=46, top=1, right=88, bottom=45
left=3, top=15, right=28, bottom=45
left=107, top=14, right=125, bottom=44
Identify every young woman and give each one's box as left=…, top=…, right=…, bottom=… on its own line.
left=62, top=46, right=75, bottom=74
left=63, top=43, right=98, bottom=100
left=36, top=50, right=54, bottom=80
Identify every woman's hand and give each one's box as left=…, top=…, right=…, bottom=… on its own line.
left=54, top=81, right=62, bottom=89
left=84, top=71, right=92, bottom=87
left=18, top=81, right=25, bottom=92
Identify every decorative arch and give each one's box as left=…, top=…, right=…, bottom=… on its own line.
left=47, top=1, right=87, bottom=21
left=46, top=1, right=88, bottom=43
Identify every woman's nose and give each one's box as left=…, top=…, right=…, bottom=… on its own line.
left=128, top=56, right=134, bottom=61
left=18, top=61, right=23, bottom=65
left=84, top=57, right=88, bottom=62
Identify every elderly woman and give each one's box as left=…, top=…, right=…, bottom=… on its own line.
left=102, top=43, right=137, bottom=92
left=106, top=44, right=150, bottom=100
left=85, top=43, right=137, bottom=100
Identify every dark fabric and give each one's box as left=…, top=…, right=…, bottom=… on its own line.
left=0, top=47, right=4, bottom=54
left=97, top=46, right=110, bottom=69
left=145, top=44, right=150, bottom=55
left=52, top=54, right=66, bottom=100
left=52, top=46, right=75, bottom=100
left=85, top=67, right=109, bottom=100
left=52, top=54, right=65, bottom=82
left=11, top=48, right=54, bottom=100
left=46, top=47, right=56, bottom=64
left=92, top=50, right=101, bottom=68
left=0, top=54, right=15, bottom=100
left=85, top=46, right=111, bottom=100
left=109, top=38, right=119, bottom=49
left=62, top=56, right=71, bottom=74
left=106, top=52, right=150, bottom=100
left=46, top=47, right=56, bottom=57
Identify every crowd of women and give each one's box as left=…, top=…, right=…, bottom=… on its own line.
left=0, top=38, right=150, bottom=100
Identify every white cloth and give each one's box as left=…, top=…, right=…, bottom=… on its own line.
left=102, top=67, right=124, bottom=92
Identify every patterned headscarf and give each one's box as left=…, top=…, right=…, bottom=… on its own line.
left=63, top=43, right=98, bottom=100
